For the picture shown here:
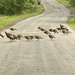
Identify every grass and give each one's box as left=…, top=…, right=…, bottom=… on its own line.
left=57, top=0, right=70, bottom=6
left=0, top=5, right=44, bottom=28
left=57, top=0, right=75, bottom=30
left=67, top=17, right=75, bottom=29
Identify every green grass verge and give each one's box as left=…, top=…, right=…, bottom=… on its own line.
left=0, top=5, right=44, bottom=28
left=67, top=17, right=75, bottom=30
left=57, top=0, right=75, bottom=30
left=57, top=0, right=70, bottom=6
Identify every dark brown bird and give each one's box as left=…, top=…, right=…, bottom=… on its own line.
left=57, top=27, right=61, bottom=31
left=17, top=34, right=23, bottom=40
left=49, top=28, right=53, bottom=32
left=24, top=36, right=30, bottom=40
left=0, top=33, right=4, bottom=38
left=44, top=30, right=51, bottom=34
left=60, top=24, right=66, bottom=29
left=40, top=28, right=46, bottom=31
left=53, top=29, right=58, bottom=34
left=35, top=35, right=42, bottom=40
left=10, top=28, right=17, bottom=31
left=29, top=35, right=34, bottom=40
left=63, top=27, right=69, bottom=31
left=62, top=29, right=71, bottom=34
left=4, top=31, right=17, bottom=41
left=38, top=27, right=46, bottom=31
left=48, top=34, right=56, bottom=39
left=37, top=0, right=41, bottom=5
left=61, top=26, right=71, bottom=33
left=38, top=27, right=41, bottom=29
left=62, top=29, right=66, bottom=34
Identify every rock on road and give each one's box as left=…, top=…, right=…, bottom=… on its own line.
left=0, top=0, right=75, bottom=75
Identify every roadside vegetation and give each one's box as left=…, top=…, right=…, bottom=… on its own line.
left=57, top=0, right=70, bottom=6
left=57, top=0, right=75, bottom=30
left=0, top=0, right=44, bottom=28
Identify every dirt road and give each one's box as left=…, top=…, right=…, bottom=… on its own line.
left=0, top=0, right=75, bottom=75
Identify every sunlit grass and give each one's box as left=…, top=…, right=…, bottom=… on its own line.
left=67, top=17, right=75, bottom=30
left=0, top=5, right=44, bottom=28
left=57, top=0, right=70, bottom=6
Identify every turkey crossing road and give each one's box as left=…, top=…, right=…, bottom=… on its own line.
left=0, top=0, right=75, bottom=75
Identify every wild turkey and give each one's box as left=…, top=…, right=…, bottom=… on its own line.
left=49, top=28, right=53, bottom=32
left=60, top=24, right=66, bottom=29
left=35, top=35, right=42, bottom=40
left=4, top=31, right=17, bottom=41
left=24, top=36, right=30, bottom=40
left=38, top=27, right=41, bottom=29
left=62, top=29, right=71, bottom=34
left=44, top=30, right=51, bottom=34
left=40, top=28, right=46, bottom=32
left=57, top=27, right=61, bottom=31
left=38, top=27, right=46, bottom=32
left=29, top=35, right=34, bottom=40
left=53, top=29, right=58, bottom=34
left=0, top=33, right=4, bottom=38
left=17, top=34, right=23, bottom=40
left=60, top=26, right=71, bottom=33
left=48, top=34, right=56, bottom=39
left=37, top=0, right=41, bottom=5
left=62, top=29, right=67, bottom=34
left=10, top=28, right=17, bottom=31
left=63, top=27, right=69, bottom=31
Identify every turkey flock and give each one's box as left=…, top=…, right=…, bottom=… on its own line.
left=0, top=23, right=71, bottom=42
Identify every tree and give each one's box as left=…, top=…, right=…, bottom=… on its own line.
left=0, top=0, right=38, bottom=15
left=70, top=0, right=75, bottom=7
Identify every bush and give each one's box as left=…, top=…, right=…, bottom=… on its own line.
left=0, top=0, right=38, bottom=15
